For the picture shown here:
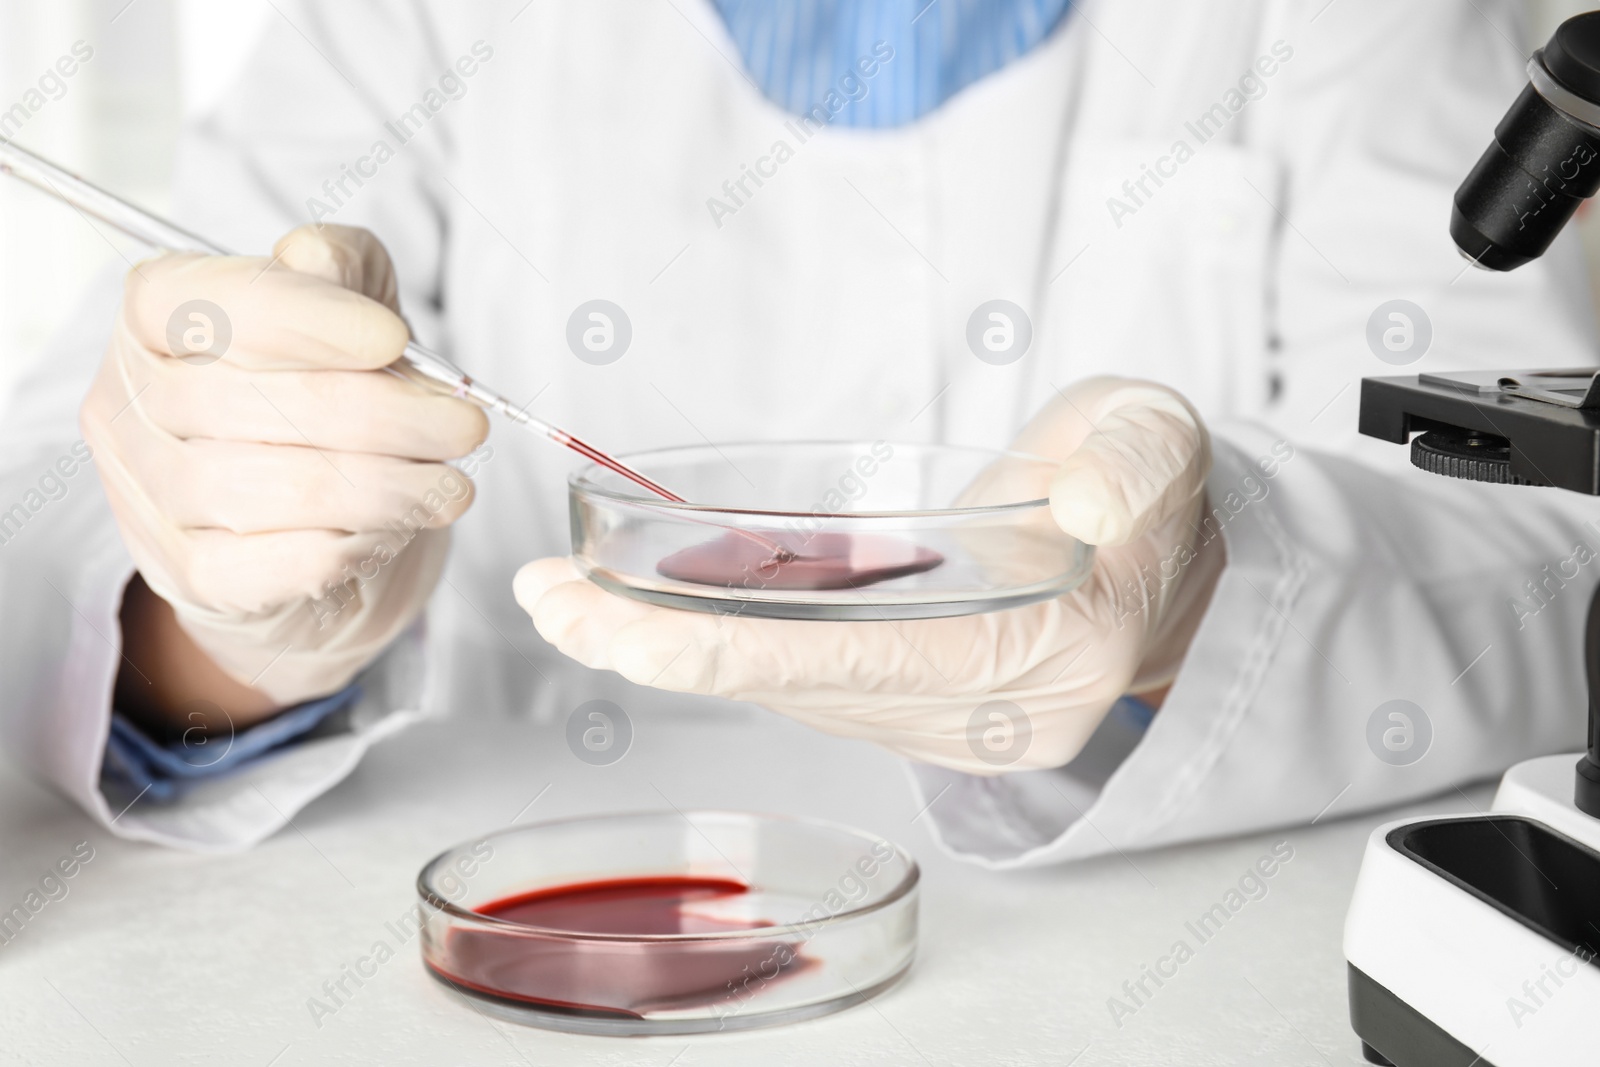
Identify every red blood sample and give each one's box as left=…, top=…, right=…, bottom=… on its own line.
left=657, top=530, right=943, bottom=591
left=428, top=876, right=803, bottom=1018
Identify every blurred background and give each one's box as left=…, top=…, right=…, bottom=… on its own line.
left=0, top=0, right=1594, bottom=412
left=0, top=0, right=269, bottom=407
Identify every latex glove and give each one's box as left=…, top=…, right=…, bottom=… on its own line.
left=81, top=225, right=488, bottom=706
left=514, top=378, right=1221, bottom=775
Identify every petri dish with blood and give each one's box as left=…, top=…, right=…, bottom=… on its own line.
left=417, top=811, right=918, bottom=1035
left=568, top=440, right=1093, bottom=620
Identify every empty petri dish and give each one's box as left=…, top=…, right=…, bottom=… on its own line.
left=418, top=811, right=918, bottom=1035
left=568, top=441, right=1094, bottom=620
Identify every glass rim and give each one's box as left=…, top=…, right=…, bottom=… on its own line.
left=566, top=439, right=1056, bottom=518
left=415, top=809, right=922, bottom=944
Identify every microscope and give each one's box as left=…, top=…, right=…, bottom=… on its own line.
left=1347, top=12, right=1600, bottom=1066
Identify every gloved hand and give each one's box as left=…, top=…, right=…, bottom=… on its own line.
left=81, top=224, right=487, bottom=706
left=513, top=378, right=1223, bottom=775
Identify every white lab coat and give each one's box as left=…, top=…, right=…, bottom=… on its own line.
left=2, top=0, right=1597, bottom=862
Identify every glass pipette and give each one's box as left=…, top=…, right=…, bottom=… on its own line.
left=0, top=139, right=691, bottom=504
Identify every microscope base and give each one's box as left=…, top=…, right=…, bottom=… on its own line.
left=1343, top=808, right=1600, bottom=1067
left=1491, top=752, right=1600, bottom=850
left=1347, top=964, right=1484, bottom=1066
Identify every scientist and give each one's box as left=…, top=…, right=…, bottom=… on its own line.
left=5, top=0, right=1597, bottom=861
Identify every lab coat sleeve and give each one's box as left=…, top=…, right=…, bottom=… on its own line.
left=914, top=0, right=1600, bottom=867
left=0, top=1, right=467, bottom=850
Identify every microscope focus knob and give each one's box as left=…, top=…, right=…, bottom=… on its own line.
left=1409, top=428, right=1534, bottom=485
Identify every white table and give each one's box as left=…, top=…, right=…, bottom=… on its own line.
left=0, top=704, right=1486, bottom=1066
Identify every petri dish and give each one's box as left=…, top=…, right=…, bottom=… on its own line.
left=418, top=811, right=919, bottom=1035
left=568, top=440, right=1094, bottom=620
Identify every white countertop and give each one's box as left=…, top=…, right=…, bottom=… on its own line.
left=0, top=704, right=1487, bottom=1066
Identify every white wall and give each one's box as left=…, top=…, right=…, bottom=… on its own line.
left=1531, top=0, right=1590, bottom=36
left=0, top=0, right=270, bottom=409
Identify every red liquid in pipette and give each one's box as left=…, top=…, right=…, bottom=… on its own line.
left=555, top=429, right=686, bottom=503
left=554, top=428, right=810, bottom=564
left=427, top=876, right=806, bottom=1017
